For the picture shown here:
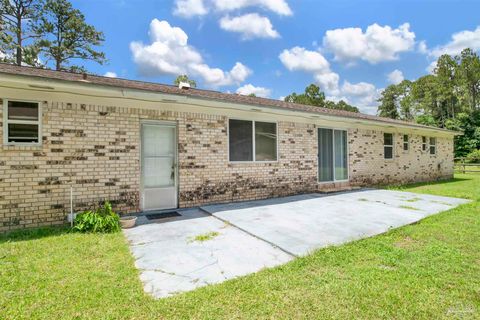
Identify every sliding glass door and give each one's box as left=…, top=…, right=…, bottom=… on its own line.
left=318, top=128, right=348, bottom=182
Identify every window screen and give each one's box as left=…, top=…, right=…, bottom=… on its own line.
left=255, top=121, right=277, bottom=161
left=229, top=119, right=253, bottom=161
left=334, top=130, right=348, bottom=180
left=318, top=128, right=333, bottom=182
left=429, top=137, right=436, bottom=155
left=5, top=100, right=40, bottom=144
left=403, top=134, right=409, bottom=151
left=384, top=133, right=393, bottom=159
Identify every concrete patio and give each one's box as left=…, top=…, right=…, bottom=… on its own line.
left=123, top=189, right=470, bottom=298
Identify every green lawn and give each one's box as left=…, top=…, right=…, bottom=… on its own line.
left=1, top=174, right=479, bottom=319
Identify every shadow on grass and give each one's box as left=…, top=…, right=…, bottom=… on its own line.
left=0, top=225, right=73, bottom=244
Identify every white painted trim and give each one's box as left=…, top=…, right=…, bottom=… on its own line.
left=317, top=127, right=349, bottom=183
left=0, top=75, right=460, bottom=137
left=139, top=120, right=178, bottom=211
left=227, top=118, right=279, bottom=163
left=2, top=98, right=42, bottom=146
left=384, top=132, right=394, bottom=160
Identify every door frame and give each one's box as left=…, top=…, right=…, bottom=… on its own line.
left=139, top=119, right=179, bottom=211
left=317, top=127, right=350, bottom=184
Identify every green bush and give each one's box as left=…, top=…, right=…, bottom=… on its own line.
left=73, top=202, right=120, bottom=233
left=466, top=149, right=480, bottom=163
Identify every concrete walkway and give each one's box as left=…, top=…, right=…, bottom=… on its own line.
left=123, top=189, right=469, bottom=298
left=123, top=209, right=291, bottom=298
left=202, top=189, right=470, bottom=256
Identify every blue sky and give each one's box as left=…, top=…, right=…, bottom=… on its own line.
left=70, top=0, right=480, bottom=114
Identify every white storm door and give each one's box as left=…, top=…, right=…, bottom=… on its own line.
left=141, top=122, right=177, bottom=211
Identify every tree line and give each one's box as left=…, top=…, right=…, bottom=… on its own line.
left=377, top=48, right=480, bottom=158
left=0, top=0, right=105, bottom=72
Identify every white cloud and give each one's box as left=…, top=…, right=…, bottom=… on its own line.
left=339, top=81, right=382, bottom=114
left=279, top=46, right=330, bottom=73
left=323, top=23, right=416, bottom=64
left=212, top=0, right=292, bottom=16
left=173, top=0, right=208, bottom=18
left=387, top=69, right=404, bottom=84
left=279, top=46, right=339, bottom=94
left=104, top=71, right=118, bottom=78
left=342, top=81, right=376, bottom=96
left=236, top=83, right=271, bottom=97
left=219, top=13, right=280, bottom=40
left=173, top=0, right=292, bottom=17
left=418, top=40, right=428, bottom=54
left=279, top=46, right=383, bottom=114
left=429, top=26, right=480, bottom=58
left=130, top=19, right=251, bottom=87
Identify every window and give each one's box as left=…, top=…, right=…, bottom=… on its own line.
left=318, top=128, right=348, bottom=182
left=229, top=119, right=277, bottom=162
left=422, top=136, right=427, bottom=151
left=403, top=134, right=409, bottom=151
left=429, top=137, right=436, bottom=155
left=4, top=100, right=41, bottom=144
left=384, top=133, right=394, bottom=159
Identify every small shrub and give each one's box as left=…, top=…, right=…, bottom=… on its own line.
left=465, top=149, right=480, bottom=163
left=73, top=202, right=120, bottom=233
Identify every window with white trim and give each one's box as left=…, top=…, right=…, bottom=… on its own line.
left=429, top=137, right=436, bottom=155
left=229, top=119, right=277, bottom=162
left=403, top=134, right=409, bottom=151
left=384, top=133, right=394, bottom=159
left=4, top=100, right=41, bottom=144
left=422, top=136, right=427, bottom=151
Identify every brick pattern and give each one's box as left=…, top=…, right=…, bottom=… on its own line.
left=0, top=100, right=454, bottom=231
left=348, top=129, right=453, bottom=185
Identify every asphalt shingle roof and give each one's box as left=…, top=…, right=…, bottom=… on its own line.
left=0, top=63, right=458, bottom=134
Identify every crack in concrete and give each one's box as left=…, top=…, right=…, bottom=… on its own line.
left=199, top=207, right=298, bottom=258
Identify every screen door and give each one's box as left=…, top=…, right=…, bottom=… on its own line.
left=141, top=122, right=177, bottom=211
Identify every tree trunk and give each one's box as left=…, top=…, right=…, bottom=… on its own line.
left=55, top=58, right=61, bottom=71
left=16, top=15, right=22, bottom=66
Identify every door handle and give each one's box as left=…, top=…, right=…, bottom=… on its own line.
left=171, top=163, right=176, bottom=180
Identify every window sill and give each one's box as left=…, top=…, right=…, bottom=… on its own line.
left=3, top=144, right=43, bottom=151
left=228, top=160, right=279, bottom=164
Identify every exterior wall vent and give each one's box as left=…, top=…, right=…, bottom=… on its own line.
left=178, top=82, right=191, bottom=90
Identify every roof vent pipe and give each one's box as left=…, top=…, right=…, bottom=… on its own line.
left=178, top=82, right=191, bottom=90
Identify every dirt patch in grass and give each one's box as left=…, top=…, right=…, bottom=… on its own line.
left=394, top=236, right=421, bottom=250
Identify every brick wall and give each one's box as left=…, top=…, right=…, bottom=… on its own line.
left=0, top=99, right=454, bottom=231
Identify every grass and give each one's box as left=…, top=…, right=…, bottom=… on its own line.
left=399, top=205, right=421, bottom=211
left=191, top=231, right=220, bottom=242
left=1, top=174, right=479, bottom=319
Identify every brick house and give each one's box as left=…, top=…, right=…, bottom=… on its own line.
left=0, top=64, right=459, bottom=231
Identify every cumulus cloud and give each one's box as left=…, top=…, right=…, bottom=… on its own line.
left=278, top=45, right=382, bottom=114
left=279, top=46, right=340, bottom=94
left=212, top=0, right=292, bottom=16
left=387, top=69, right=404, bottom=84
left=340, top=81, right=382, bottom=114
left=173, top=0, right=208, bottom=18
left=279, top=46, right=330, bottom=73
left=323, top=23, right=416, bottom=64
left=104, top=71, right=118, bottom=78
left=236, top=83, right=271, bottom=97
left=429, top=26, right=480, bottom=58
left=173, top=0, right=292, bottom=17
left=130, top=19, right=251, bottom=87
left=219, top=13, right=280, bottom=39
left=417, top=40, right=428, bottom=54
